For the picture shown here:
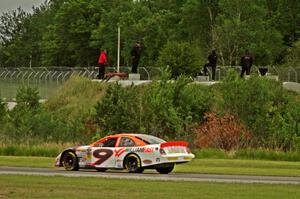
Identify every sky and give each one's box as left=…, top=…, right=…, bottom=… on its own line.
left=0, top=0, right=45, bottom=15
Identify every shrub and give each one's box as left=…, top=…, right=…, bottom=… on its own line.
left=94, top=83, right=142, bottom=134
left=218, top=70, right=300, bottom=150
left=93, top=71, right=213, bottom=140
left=15, top=86, right=40, bottom=109
left=193, top=112, right=251, bottom=150
left=141, top=77, right=183, bottom=138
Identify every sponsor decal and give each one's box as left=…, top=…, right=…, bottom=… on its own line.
left=143, top=159, right=152, bottom=164
left=127, top=147, right=154, bottom=153
left=115, top=148, right=126, bottom=157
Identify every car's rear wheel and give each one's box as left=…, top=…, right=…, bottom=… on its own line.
left=62, top=151, right=79, bottom=171
left=156, top=165, right=174, bottom=174
left=124, top=154, right=144, bottom=173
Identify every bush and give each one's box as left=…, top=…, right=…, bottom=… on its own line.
left=15, top=86, right=40, bottom=109
left=141, top=76, right=183, bottom=138
left=93, top=71, right=213, bottom=140
left=157, top=41, right=203, bottom=77
left=94, top=83, right=142, bottom=134
left=193, top=112, right=251, bottom=150
left=218, top=70, right=300, bottom=150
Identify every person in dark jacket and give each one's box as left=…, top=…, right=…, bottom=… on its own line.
left=240, top=50, right=253, bottom=78
left=131, top=41, right=141, bottom=73
left=97, top=49, right=108, bottom=79
left=203, top=50, right=218, bottom=80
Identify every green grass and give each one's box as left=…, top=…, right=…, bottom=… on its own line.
left=1, top=156, right=300, bottom=177
left=0, top=175, right=299, bottom=199
left=193, top=148, right=300, bottom=161
left=0, top=156, right=53, bottom=168
left=0, top=144, right=64, bottom=157
left=175, top=159, right=300, bottom=176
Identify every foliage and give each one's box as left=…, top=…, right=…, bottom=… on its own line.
left=0, top=76, right=107, bottom=145
left=94, top=83, right=142, bottom=134
left=0, top=0, right=299, bottom=67
left=218, top=70, right=300, bottom=150
left=213, top=0, right=284, bottom=66
left=93, top=71, right=212, bottom=139
left=157, top=41, right=203, bottom=77
left=0, top=73, right=300, bottom=152
left=193, top=112, right=251, bottom=150
left=284, top=40, right=300, bottom=66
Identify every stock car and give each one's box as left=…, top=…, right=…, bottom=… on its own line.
left=55, top=134, right=195, bottom=174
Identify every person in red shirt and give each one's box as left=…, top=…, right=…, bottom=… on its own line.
left=97, top=49, right=108, bottom=79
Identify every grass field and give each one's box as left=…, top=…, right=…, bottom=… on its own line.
left=0, top=174, right=300, bottom=199
left=1, top=156, right=300, bottom=177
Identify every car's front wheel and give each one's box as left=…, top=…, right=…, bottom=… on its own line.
left=62, top=151, right=79, bottom=171
left=156, top=165, right=174, bottom=174
left=124, top=154, right=144, bottom=173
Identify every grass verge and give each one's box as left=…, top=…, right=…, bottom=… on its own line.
left=1, top=156, right=300, bottom=177
left=194, top=148, right=300, bottom=161
left=0, top=175, right=300, bottom=199
left=2, top=145, right=300, bottom=162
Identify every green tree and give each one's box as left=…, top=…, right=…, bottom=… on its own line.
left=157, top=41, right=203, bottom=77
left=215, top=0, right=284, bottom=66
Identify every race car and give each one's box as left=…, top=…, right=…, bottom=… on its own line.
left=55, top=134, right=195, bottom=174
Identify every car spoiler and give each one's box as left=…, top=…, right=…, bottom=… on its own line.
left=160, top=141, right=188, bottom=148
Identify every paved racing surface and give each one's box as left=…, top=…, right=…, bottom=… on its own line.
left=1, top=166, right=300, bottom=185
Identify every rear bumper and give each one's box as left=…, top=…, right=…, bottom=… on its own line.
left=161, top=153, right=195, bottom=163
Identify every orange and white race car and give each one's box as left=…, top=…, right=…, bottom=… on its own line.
left=55, top=134, right=195, bottom=174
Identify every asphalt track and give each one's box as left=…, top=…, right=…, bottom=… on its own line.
left=1, top=166, right=300, bottom=185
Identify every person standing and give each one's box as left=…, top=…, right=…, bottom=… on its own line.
left=203, top=50, right=218, bottom=80
left=131, top=41, right=141, bottom=73
left=98, top=49, right=108, bottom=79
left=240, top=50, right=253, bottom=78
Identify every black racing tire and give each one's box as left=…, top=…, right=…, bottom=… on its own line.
left=156, top=165, right=174, bottom=174
left=62, top=151, right=79, bottom=171
left=124, top=154, right=144, bottom=173
left=96, top=168, right=107, bottom=172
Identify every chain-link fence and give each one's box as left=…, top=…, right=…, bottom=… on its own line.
left=206, top=65, right=299, bottom=83
left=0, top=66, right=162, bottom=81
left=0, top=66, right=299, bottom=82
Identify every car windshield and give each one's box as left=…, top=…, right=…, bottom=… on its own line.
left=135, top=135, right=166, bottom=144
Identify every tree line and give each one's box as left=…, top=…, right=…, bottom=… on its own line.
left=0, top=0, right=299, bottom=68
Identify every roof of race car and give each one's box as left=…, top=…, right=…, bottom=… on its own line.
left=112, top=134, right=166, bottom=144
left=91, top=133, right=166, bottom=146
